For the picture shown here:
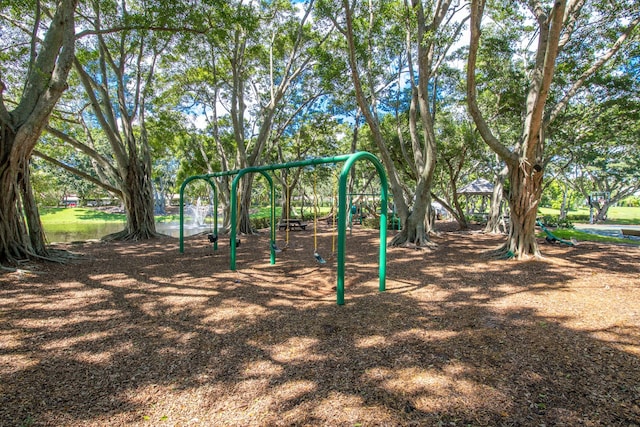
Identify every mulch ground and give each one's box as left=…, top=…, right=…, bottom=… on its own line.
left=1, top=222, right=639, bottom=426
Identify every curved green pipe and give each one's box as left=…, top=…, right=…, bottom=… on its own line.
left=230, top=170, right=276, bottom=267
left=179, top=175, right=218, bottom=253
left=336, top=152, right=388, bottom=305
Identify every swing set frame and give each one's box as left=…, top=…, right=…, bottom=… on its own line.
left=178, top=151, right=389, bottom=305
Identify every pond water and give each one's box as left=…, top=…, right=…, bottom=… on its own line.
left=44, top=221, right=214, bottom=243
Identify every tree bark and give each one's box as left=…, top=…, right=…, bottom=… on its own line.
left=21, top=162, right=47, bottom=254
left=63, top=5, right=164, bottom=241
left=0, top=151, right=32, bottom=262
left=237, top=176, right=254, bottom=234
left=484, top=166, right=508, bottom=234
left=104, top=156, right=157, bottom=240
left=494, top=162, right=543, bottom=258
left=467, top=0, right=565, bottom=259
left=559, top=185, right=568, bottom=220
left=0, top=0, right=77, bottom=265
left=341, top=0, right=455, bottom=248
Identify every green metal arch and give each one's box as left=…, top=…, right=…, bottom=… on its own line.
left=179, top=169, right=276, bottom=262
left=228, top=152, right=388, bottom=305
left=178, top=175, right=218, bottom=253
left=336, top=151, right=388, bottom=305
left=230, top=170, right=277, bottom=266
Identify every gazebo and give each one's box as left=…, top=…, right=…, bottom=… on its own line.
left=458, top=178, right=494, bottom=196
left=458, top=178, right=494, bottom=215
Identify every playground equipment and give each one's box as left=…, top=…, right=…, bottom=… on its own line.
left=178, top=169, right=274, bottom=255
left=312, top=167, right=326, bottom=264
left=536, top=220, right=575, bottom=246
left=178, top=152, right=388, bottom=305
left=282, top=175, right=292, bottom=249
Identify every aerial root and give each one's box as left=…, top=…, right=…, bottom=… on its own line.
left=1, top=264, right=43, bottom=275
left=486, top=245, right=514, bottom=260
left=389, top=232, right=437, bottom=250
left=24, top=248, right=81, bottom=264
left=102, top=230, right=164, bottom=242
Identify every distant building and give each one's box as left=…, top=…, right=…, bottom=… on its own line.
left=62, top=194, right=78, bottom=207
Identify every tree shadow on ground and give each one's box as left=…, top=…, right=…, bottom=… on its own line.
left=1, top=229, right=639, bottom=426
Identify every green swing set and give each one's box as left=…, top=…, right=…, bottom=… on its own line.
left=179, top=152, right=388, bottom=305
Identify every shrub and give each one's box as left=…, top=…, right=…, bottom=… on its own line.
left=556, top=217, right=574, bottom=229
left=539, top=215, right=574, bottom=229
left=566, top=213, right=590, bottom=223
left=540, top=215, right=557, bottom=227
left=362, top=217, right=380, bottom=229
left=250, top=217, right=270, bottom=230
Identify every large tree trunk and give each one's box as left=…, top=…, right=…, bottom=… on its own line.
left=559, top=184, right=569, bottom=220
left=484, top=166, right=507, bottom=234
left=123, top=171, right=155, bottom=239
left=0, top=150, right=34, bottom=262
left=594, top=202, right=611, bottom=223
left=215, top=177, right=232, bottom=233
left=21, top=162, right=47, bottom=254
left=0, top=0, right=77, bottom=265
left=467, top=0, right=565, bottom=259
left=104, top=145, right=158, bottom=240
left=0, top=141, right=56, bottom=263
left=434, top=195, right=468, bottom=230
left=390, top=178, right=434, bottom=247
left=495, top=163, right=543, bottom=259
left=237, top=176, right=254, bottom=234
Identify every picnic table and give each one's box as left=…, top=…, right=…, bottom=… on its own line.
left=621, top=228, right=640, bottom=238
left=278, top=219, right=308, bottom=231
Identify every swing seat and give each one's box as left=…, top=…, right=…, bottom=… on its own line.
left=207, top=233, right=218, bottom=243
left=314, top=252, right=326, bottom=264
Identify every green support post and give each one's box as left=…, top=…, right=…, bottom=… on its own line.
left=211, top=178, right=218, bottom=250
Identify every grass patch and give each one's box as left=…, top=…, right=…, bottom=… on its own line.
left=156, top=214, right=180, bottom=223
left=251, top=205, right=331, bottom=220
left=40, top=208, right=198, bottom=225
left=538, top=228, right=640, bottom=246
left=538, top=207, right=640, bottom=225
left=47, top=207, right=638, bottom=246
left=40, top=208, right=126, bottom=224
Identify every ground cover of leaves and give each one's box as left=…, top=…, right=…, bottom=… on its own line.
left=1, top=222, right=639, bottom=426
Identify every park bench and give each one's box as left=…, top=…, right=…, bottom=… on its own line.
left=621, top=229, right=640, bottom=238
left=278, top=219, right=308, bottom=231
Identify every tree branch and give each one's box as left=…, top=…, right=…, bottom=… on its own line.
left=524, top=0, right=565, bottom=159
left=0, top=80, right=12, bottom=127
left=547, top=14, right=640, bottom=126
left=466, top=0, right=518, bottom=165
left=75, top=25, right=206, bottom=40
left=557, top=0, right=586, bottom=51
left=32, top=150, right=123, bottom=197
left=73, top=57, right=128, bottom=166
left=44, top=125, right=119, bottom=179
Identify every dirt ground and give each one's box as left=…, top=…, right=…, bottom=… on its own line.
left=1, top=222, right=639, bottom=426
